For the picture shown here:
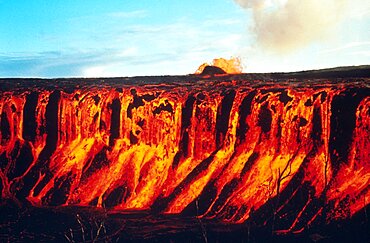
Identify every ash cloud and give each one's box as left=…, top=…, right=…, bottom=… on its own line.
left=235, top=0, right=348, bottom=53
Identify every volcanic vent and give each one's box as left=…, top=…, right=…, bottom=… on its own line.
left=0, top=67, right=369, bottom=241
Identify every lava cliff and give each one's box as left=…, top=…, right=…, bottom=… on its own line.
left=0, top=72, right=369, bottom=233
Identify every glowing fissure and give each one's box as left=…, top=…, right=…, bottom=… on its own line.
left=0, top=78, right=369, bottom=233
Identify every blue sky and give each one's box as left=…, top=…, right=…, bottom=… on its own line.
left=0, top=0, right=369, bottom=77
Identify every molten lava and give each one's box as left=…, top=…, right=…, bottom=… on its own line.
left=0, top=73, right=369, bottom=234
left=195, top=57, right=243, bottom=74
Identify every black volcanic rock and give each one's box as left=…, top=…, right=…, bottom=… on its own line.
left=200, top=65, right=226, bottom=75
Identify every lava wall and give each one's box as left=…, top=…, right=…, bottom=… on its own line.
left=0, top=76, right=369, bottom=233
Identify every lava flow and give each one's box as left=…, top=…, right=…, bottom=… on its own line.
left=0, top=70, right=369, bottom=234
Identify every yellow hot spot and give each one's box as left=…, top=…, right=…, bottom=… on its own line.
left=195, top=57, right=243, bottom=74
left=125, top=147, right=176, bottom=209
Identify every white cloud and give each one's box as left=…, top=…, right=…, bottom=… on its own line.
left=82, top=66, right=106, bottom=77
left=235, top=0, right=349, bottom=53
left=350, top=51, right=370, bottom=56
left=117, top=47, right=139, bottom=57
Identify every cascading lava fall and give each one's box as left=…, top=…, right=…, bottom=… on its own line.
left=0, top=70, right=369, bottom=240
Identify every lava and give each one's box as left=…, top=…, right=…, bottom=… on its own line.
left=195, top=57, right=243, bottom=75
left=0, top=73, right=369, bottom=234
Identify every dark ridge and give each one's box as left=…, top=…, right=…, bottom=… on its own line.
left=34, top=172, right=53, bottom=197
left=103, top=185, right=129, bottom=208
left=261, top=88, right=284, bottom=94
left=141, top=94, right=157, bottom=102
left=200, top=65, right=226, bottom=75
left=129, top=131, right=138, bottom=145
left=290, top=197, right=324, bottom=231
left=29, top=90, right=61, bottom=197
left=172, top=151, right=181, bottom=169
left=311, top=107, right=323, bottom=144
left=92, top=95, right=100, bottom=105
left=182, top=180, right=218, bottom=216
left=219, top=205, right=238, bottom=220
left=270, top=104, right=276, bottom=113
left=0, top=152, right=8, bottom=170
left=180, top=131, right=189, bottom=159
left=42, top=172, right=74, bottom=206
left=99, top=120, right=106, bottom=131
left=279, top=90, right=293, bottom=105
left=179, top=95, right=196, bottom=160
left=130, top=88, right=137, bottom=96
left=10, top=104, right=16, bottom=112
left=313, top=91, right=327, bottom=103
left=276, top=117, right=282, bottom=153
left=22, top=92, right=39, bottom=142
left=236, top=90, right=257, bottom=143
left=329, top=88, right=369, bottom=173
left=109, top=98, right=121, bottom=146
left=208, top=178, right=239, bottom=217
left=152, top=100, right=173, bottom=115
left=8, top=142, right=33, bottom=180
left=299, top=117, right=308, bottom=127
left=15, top=160, right=52, bottom=198
left=127, top=91, right=156, bottom=119
left=324, top=196, right=351, bottom=223
left=0, top=176, right=2, bottom=200
left=233, top=205, right=249, bottom=222
left=215, top=90, right=236, bottom=148
left=14, top=171, right=37, bottom=199
left=89, top=197, right=99, bottom=206
left=320, top=91, right=327, bottom=103
left=312, top=92, right=320, bottom=102
left=93, top=112, right=99, bottom=123
left=151, top=152, right=217, bottom=213
left=10, top=140, right=20, bottom=160
left=127, top=104, right=136, bottom=120
left=81, top=147, right=110, bottom=182
left=251, top=174, right=302, bottom=225
left=38, top=90, right=61, bottom=162
left=273, top=182, right=313, bottom=230
left=240, top=152, right=259, bottom=177
left=258, top=103, right=272, bottom=134
left=137, top=118, right=145, bottom=128
left=0, top=111, right=11, bottom=142
left=256, top=94, right=269, bottom=104
left=304, top=99, right=313, bottom=106
left=196, top=92, right=205, bottom=102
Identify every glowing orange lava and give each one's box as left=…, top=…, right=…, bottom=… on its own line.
left=0, top=76, right=369, bottom=234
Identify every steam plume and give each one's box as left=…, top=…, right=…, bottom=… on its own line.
left=235, top=0, right=348, bottom=53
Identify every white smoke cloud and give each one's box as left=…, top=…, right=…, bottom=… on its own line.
left=235, top=0, right=349, bottom=53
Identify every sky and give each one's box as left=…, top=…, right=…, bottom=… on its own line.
left=0, top=0, right=369, bottom=78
